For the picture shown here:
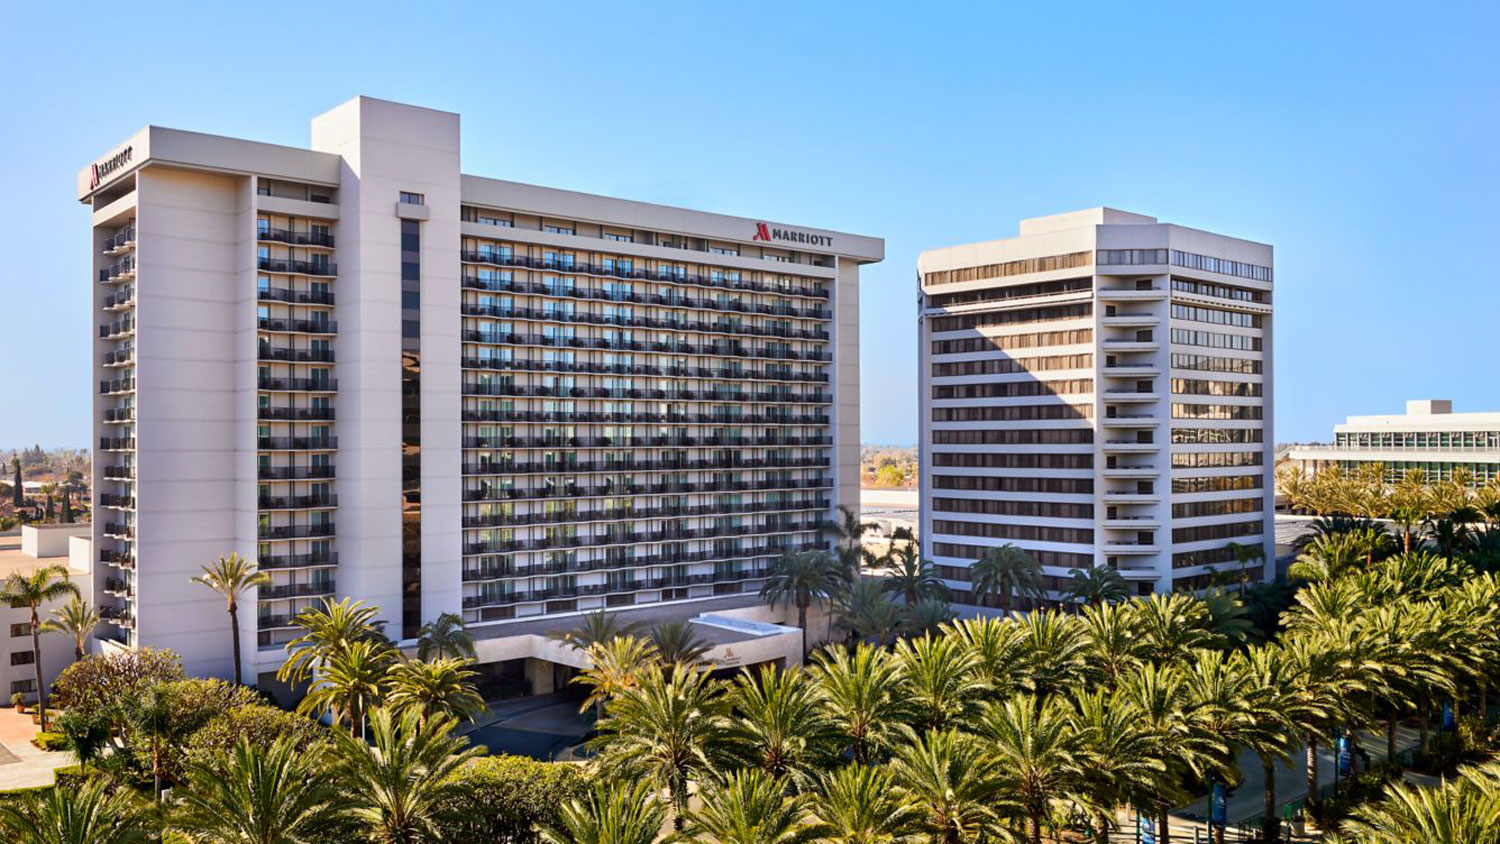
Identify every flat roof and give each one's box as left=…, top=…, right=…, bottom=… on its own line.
left=466, top=593, right=775, bottom=645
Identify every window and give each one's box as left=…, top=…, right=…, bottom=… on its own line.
left=543, top=224, right=575, bottom=235
left=399, top=191, right=425, bottom=206
left=1170, top=250, right=1272, bottom=282
left=9, top=680, right=34, bottom=695
left=10, top=651, right=34, bottom=666
left=709, top=246, right=739, bottom=256
left=8, top=623, right=28, bottom=638
left=603, top=232, right=633, bottom=242
left=1098, top=248, right=1168, bottom=266
left=924, top=251, right=1092, bottom=286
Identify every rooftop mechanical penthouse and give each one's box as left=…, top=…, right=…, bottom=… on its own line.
left=79, top=96, right=883, bottom=683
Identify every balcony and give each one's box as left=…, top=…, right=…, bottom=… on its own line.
left=99, top=606, right=135, bottom=628
left=99, top=378, right=135, bottom=395
left=104, top=577, right=133, bottom=597
left=98, top=258, right=135, bottom=283
left=1099, top=414, right=1158, bottom=428
left=1102, top=517, right=1162, bottom=529
left=102, top=407, right=134, bottom=423
left=102, top=465, right=135, bottom=480
left=258, top=318, right=337, bottom=335
left=457, top=253, right=830, bottom=299
left=257, top=465, right=335, bottom=481
left=103, top=290, right=135, bottom=310
left=257, top=615, right=298, bottom=630
left=258, top=346, right=335, bottom=363
left=1101, top=338, right=1158, bottom=353
left=1100, top=365, right=1159, bottom=378
left=258, top=580, right=337, bottom=600
left=259, top=552, right=338, bottom=571
left=258, top=406, right=335, bottom=421
left=1099, top=466, right=1159, bottom=479
left=97, top=493, right=135, bottom=509
left=1100, top=314, right=1159, bottom=328
left=99, top=550, right=135, bottom=569
left=1096, top=287, right=1165, bottom=302
left=258, top=494, right=338, bottom=510
left=1100, top=541, right=1160, bottom=555
left=103, top=227, right=136, bottom=252
left=257, top=258, right=337, bottom=277
left=1102, top=491, right=1161, bottom=504
left=103, top=523, right=134, bottom=539
left=1101, top=440, right=1159, bottom=454
left=258, top=288, right=335, bottom=305
left=102, top=348, right=134, bottom=366
left=99, top=437, right=135, bottom=451
left=257, top=437, right=337, bottom=452
left=258, top=228, right=335, bottom=247
left=258, top=523, right=336, bottom=541
left=1102, top=390, right=1159, bottom=403
left=258, top=377, right=338, bottom=393
left=99, top=320, right=135, bottom=339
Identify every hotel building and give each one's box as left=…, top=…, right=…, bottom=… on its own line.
left=1287, top=400, right=1500, bottom=485
left=80, top=96, right=882, bottom=683
left=917, top=209, right=1274, bottom=599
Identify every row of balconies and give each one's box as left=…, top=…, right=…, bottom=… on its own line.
left=258, top=376, right=337, bottom=393
left=462, top=569, right=776, bottom=607
left=462, top=329, right=831, bottom=361
left=258, top=287, right=335, bottom=305
left=258, top=580, right=337, bottom=601
left=103, top=227, right=136, bottom=253
left=259, top=552, right=337, bottom=571
left=460, top=303, right=830, bottom=341
left=259, top=346, right=335, bottom=363
left=259, top=523, right=335, bottom=541
left=463, top=476, right=831, bottom=502
left=99, top=319, right=134, bottom=339
left=259, top=406, right=335, bottom=421
left=98, top=258, right=135, bottom=283
left=457, top=252, right=830, bottom=299
left=258, top=465, right=335, bottom=480
left=459, top=434, right=832, bottom=449
left=257, top=257, right=336, bottom=277
left=460, top=497, right=829, bottom=528
left=461, top=408, right=830, bottom=425
left=461, top=275, right=829, bottom=317
left=259, top=493, right=337, bottom=510
left=461, top=550, right=802, bottom=582
left=258, top=436, right=337, bottom=451
left=461, top=520, right=823, bottom=555
left=258, top=317, right=336, bottom=335
left=258, top=227, right=334, bottom=248
left=461, top=383, right=829, bottom=404
left=460, top=456, right=829, bottom=475
left=459, top=357, right=828, bottom=383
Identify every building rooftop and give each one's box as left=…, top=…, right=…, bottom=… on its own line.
left=466, top=593, right=778, bottom=646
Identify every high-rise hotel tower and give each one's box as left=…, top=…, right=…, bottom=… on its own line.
left=918, top=209, right=1273, bottom=601
left=81, top=97, right=882, bottom=681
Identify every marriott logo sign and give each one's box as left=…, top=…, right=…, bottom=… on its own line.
left=753, top=222, right=832, bottom=248
left=90, top=147, right=134, bottom=190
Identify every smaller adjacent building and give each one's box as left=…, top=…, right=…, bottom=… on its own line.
left=0, top=525, right=94, bottom=703
left=1287, top=400, right=1500, bottom=485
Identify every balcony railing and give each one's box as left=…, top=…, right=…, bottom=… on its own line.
left=460, top=455, right=830, bottom=476
left=257, top=466, right=336, bottom=480
left=258, top=494, right=338, bottom=510
left=459, top=356, right=829, bottom=383
left=257, top=288, right=335, bottom=305
left=257, top=437, right=338, bottom=451
left=99, top=437, right=136, bottom=451
left=460, top=408, right=829, bottom=426
left=460, top=382, right=828, bottom=404
left=257, top=258, right=337, bottom=276
left=103, top=227, right=136, bottom=251
left=461, top=275, right=831, bottom=317
left=258, top=523, right=336, bottom=540
left=98, top=258, right=135, bottom=282
left=457, top=252, right=830, bottom=299
left=258, top=318, right=337, bottom=334
left=463, top=476, right=832, bottom=503
left=259, top=552, right=339, bottom=570
left=460, top=498, right=829, bottom=528
left=257, top=228, right=335, bottom=247
left=259, top=581, right=337, bottom=600
left=258, top=406, right=335, bottom=421
left=459, top=433, right=833, bottom=449
left=258, top=346, right=336, bottom=363
left=458, top=303, right=830, bottom=342
left=460, top=330, right=831, bottom=362
left=258, top=377, right=338, bottom=392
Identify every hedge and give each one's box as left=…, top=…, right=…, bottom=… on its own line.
left=437, top=754, right=588, bottom=842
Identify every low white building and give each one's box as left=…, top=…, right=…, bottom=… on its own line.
left=0, top=525, right=94, bottom=704
left=1287, top=400, right=1500, bottom=485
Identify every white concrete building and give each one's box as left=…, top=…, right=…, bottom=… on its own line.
left=1287, top=400, right=1500, bottom=485
left=0, top=526, right=93, bottom=704
left=917, top=209, right=1274, bottom=600
left=79, top=96, right=883, bottom=683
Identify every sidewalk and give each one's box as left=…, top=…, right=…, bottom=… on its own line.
left=0, top=706, right=73, bottom=791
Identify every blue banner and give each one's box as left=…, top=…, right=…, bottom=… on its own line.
left=1337, top=735, right=1352, bottom=777
left=1443, top=702, right=1456, bottom=730
left=1139, top=814, right=1156, bottom=844
left=1211, top=782, right=1227, bottom=827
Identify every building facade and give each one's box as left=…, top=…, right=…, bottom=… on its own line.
left=917, top=208, right=1274, bottom=600
left=80, top=96, right=882, bottom=681
left=1287, top=400, right=1500, bottom=485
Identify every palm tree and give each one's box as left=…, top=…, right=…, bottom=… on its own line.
left=574, top=634, right=659, bottom=720
left=539, top=779, right=667, bottom=844
left=331, top=707, right=481, bottom=844
left=1012, top=610, right=1089, bottom=698
left=0, top=775, right=147, bottom=844
left=191, top=553, right=269, bottom=685
left=761, top=550, right=843, bottom=646
left=414, top=612, right=475, bottom=660
left=1238, top=645, right=1314, bottom=844
left=547, top=609, right=640, bottom=651
left=385, top=657, right=485, bottom=725
left=0, top=563, right=78, bottom=730
left=811, top=643, right=910, bottom=764
left=892, top=634, right=983, bottom=731
left=724, top=665, right=841, bottom=793
left=686, top=768, right=816, bottom=844
left=946, top=616, right=1026, bottom=700
left=648, top=618, right=713, bottom=667
left=1122, top=662, right=1215, bottom=844
left=1183, top=650, right=1286, bottom=844
left=174, top=737, right=350, bottom=844
left=886, top=727, right=1006, bottom=844
left=880, top=553, right=948, bottom=608
left=40, top=595, right=98, bottom=662
left=904, top=597, right=955, bottom=637
left=1069, top=689, right=1163, bottom=844
left=125, top=681, right=191, bottom=800
left=1340, top=759, right=1500, bottom=844
left=1288, top=532, right=1371, bottom=582
left=591, top=664, right=729, bottom=831
left=810, top=764, right=924, bottom=844
left=829, top=503, right=879, bottom=577
left=277, top=596, right=387, bottom=686
left=833, top=578, right=907, bottom=646
left=979, top=694, right=1081, bottom=844
left=969, top=544, right=1044, bottom=614
left=1223, top=541, right=1267, bottom=592
left=1079, top=602, right=1144, bottom=690
left=299, top=638, right=395, bottom=735
left=1063, top=565, right=1130, bottom=609
left=1128, top=593, right=1214, bottom=665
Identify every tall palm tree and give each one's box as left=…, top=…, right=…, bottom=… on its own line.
left=1183, top=650, right=1284, bottom=844
left=810, top=764, right=925, bottom=844
left=892, top=634, right=983, bottom=731
left=979, top=694, right=1081, bottom=844
left=1063, top=565, right=1130, bottom=609
left=414, top=612, right=475, bottom=661
left=880, top=553, right=948, bottom=608
left=1223, top=541, right=1266, bottom=592
left=904, top=598, right=955, bottom=638
left=1068, top=689, right=1163, bottom=844
left=1340, top=759, right=1500, bottom=844
left=761, top=550, right=843, bottom=646
left=828, top=503, right=879, bottom=578
left=0, top=563, right=78, bottom=730
left=886, top=727, right=1006, bottom=844
left=277, top=597, right=387, bottom=686
left=648, top=619, right=713, bottom=667
left=1238, top=645, right=1314, bottom=844
left=1079, top=602, right=1144, bottom=690
left=724, top=665, right=841, bottom=793
left=833, top=578, right=907, bottom=646
left=574, top=634, right=659, bottom=720
left=1012, top=610, right=1089, bottom=698
left=174, top=737, right=350, bottom=844
left=1128, top=593, right=1214, bottom=665
left=539, top=779, right=667, bottom=844
left=331, top=707, right=481, bottom=844
left=1121, top=662, right=1214, bottom=844
left=191, top=553, right=269, bottom=685
left=590, top=664, right=730, bottom=830
left=969, top=544, right=1044, bottom=614
left=0, top=775, right=147, bottom=844
left=385, top=657, right=485, bottom=725
left=547, top=609, right=640, bottom=652
left=946, top=616, right=1026, bottom=700
left=686, top=769, right=816, bottom=844
left=810, top=643, right=911, bottom=764
left=40, top=595, right=98, bottom=662
left=299, top=638, right=396, bottom=736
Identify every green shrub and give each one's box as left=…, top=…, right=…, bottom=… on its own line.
left=182, top=704, right=327, bottom=773
left=51, top=647, right=183, bottom=721
left=437, top=754, right=588, bottom=843
left=32, top=732, right=66, bottom=752
left=121, top=678, right=264, bottom=785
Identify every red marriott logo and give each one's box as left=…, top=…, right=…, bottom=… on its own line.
left=90, top=147, right=134, bottom=190
left=751, top=222, right=832, bottom=248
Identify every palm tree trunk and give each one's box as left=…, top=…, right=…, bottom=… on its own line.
left=29, top=606, right=45, bottom=731
left=1419, top=705, right=1431, bottom=755
left=1094, top=810, right=1112, bottom=844
left=1261, top=753, right=1278, bottom=844
left=229, top=601, right=242, bottom=685
left=1305, top=734, right=1318, bottom=804
left=1028, top=812, right=1042, bottom=844
left=1387, top=712, right=1399, bottom=763
left=1482, top=680, right=1490, bottom=724
left=1158, top=804, right=1171, bottom=844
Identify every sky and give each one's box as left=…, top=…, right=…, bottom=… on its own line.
left=1, top=0, right=1496, bottom=448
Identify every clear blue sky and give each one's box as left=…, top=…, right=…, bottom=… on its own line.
left=2, top=1, right=1496, bottom=448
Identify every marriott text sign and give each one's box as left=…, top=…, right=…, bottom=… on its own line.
left=90, top=147, right=134, bottom=190
left=753, top=222, right=832, bottom=248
